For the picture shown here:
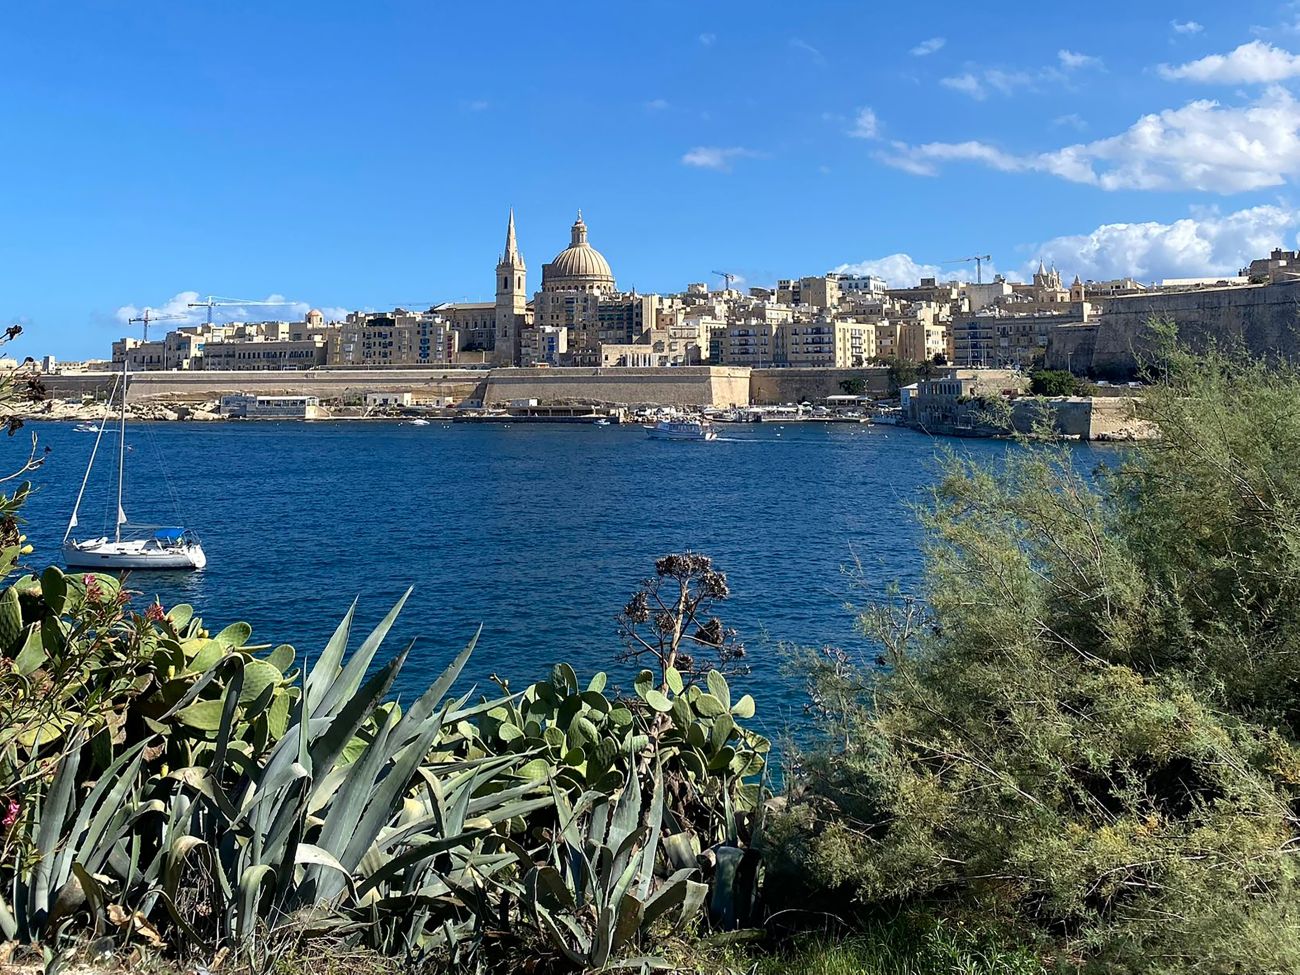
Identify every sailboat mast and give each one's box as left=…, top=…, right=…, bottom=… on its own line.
left=115, top=353, right=127, bottom=543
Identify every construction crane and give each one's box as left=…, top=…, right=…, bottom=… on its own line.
left=943, top=254, right=993, bottom=285
left=187, top=296, right=297, bottom=326
left=712, top=270, right=737, bottom=292
left=127, top=309, right=186, bottom=342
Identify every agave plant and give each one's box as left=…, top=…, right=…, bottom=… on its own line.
left=520, top=762, right=708, bottom=970
left=2, top=591, right=558, bottom=963
left=151, top=591, right=555, bottom=955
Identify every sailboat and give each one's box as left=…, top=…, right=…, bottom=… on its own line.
left=63, top=359, right=207, bottom=571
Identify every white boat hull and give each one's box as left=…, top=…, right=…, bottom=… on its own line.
left=63, top=539, right=207, bottom=571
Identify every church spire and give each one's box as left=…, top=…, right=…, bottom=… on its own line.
left=501, top=208, right=522, bottom=266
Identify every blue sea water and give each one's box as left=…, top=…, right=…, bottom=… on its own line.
left=19, top=420, right=1040, bottom=739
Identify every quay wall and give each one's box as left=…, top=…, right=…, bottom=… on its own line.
left=481, top=367, right=752, bottom=408
left=44, top=369, right=487, bottom=403
left=1047, top=281, right=1300, bottom=378
left=749, top=367, right=890, bottom=404
left=47, top=365, right=893, bottom=410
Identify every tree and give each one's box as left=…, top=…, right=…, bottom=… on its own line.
left=769, top=336, right=1300, bottom=973
left=839, top=378, right=869, bottom=396
left=1028, top=368, right=1079, bottom=396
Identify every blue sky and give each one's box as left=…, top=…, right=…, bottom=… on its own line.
left=6, top=1, right=1300, bottom=357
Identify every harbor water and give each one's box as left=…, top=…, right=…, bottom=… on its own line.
left=21, top=420, right=1055, bottom=740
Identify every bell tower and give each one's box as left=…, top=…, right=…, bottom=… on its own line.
left=493, top=209, right=527, bottom=366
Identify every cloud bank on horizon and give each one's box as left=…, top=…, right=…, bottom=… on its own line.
left=835, top=205, right=1300, bottom=289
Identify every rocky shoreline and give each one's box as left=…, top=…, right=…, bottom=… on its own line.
left=21, top=398, right=225, bottom=423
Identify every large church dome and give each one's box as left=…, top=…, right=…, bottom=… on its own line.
left=541, top=211, right=616, bottom=292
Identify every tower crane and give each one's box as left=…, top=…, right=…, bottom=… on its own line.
left=127, top=310, right=186, bottom=342
left=186, top=296, right=298, bottom=326
left=712, top=270, right=737, bottom=292
left=943, top=254, right=993, bottom=285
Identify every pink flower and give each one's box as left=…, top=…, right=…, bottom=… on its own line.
left=3, top=800, right=18, bottom=828
left=145, top=603, right=165, bottom=624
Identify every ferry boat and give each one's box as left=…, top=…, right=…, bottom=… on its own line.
left=63, top=359, right=207, bottom=571
left=646, top=418, right=717, bottom=441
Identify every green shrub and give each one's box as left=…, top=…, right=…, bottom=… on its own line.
left=769, top=338, right=1300, bottom=973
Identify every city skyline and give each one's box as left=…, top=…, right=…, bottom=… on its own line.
left=7, top=1, right=1300, bottom=357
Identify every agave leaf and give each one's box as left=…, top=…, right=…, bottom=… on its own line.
left=305, top=599, right=356, bottom=711
left=353, top=829, right=491, bottom=899
left=642, top=868, right=705, bottom=929
left=0, top=889, right=16, bottom=940
left=307, top=645, right=409, bottom=776
left=30, top=733, right=83, bottom=928
left=316, top=589, right=412, bottom=718
left=236, top=864, right=275, bottom=943
left=612, top=889, right=644, bottom=954
left=314, top=708, right=396, bottom=862
left=59, top=738, right=150, bottom=881
left=638, top=763, right=666, bottom=900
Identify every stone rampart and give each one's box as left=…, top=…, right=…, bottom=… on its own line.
left=1048, top=281, right=1300, bottom=378
left=481, top=367, right=752, bottom=408
left=44, top=369, right=487, bottom=403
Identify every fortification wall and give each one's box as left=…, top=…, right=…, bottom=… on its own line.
left=749, top=367, right=891, bottom=404
left=481, top=367, right=753, bottom=408
left=44, top=370, right=487, bottom=403
left=1054, top=282, right=1300, bottom=378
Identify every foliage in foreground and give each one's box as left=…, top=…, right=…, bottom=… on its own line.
left=0, top=553, right=766, bottom=972
left=768, top=337, right=1300, bottom=973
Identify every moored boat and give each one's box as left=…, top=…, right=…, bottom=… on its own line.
left=63, top=358, right=207, bottom=571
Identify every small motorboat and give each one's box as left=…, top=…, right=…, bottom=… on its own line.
left=646, top=418, right=717, bottom=441
left=409, top=418, right=431, bottom=426
left=73, top=423, right=100, bottom=433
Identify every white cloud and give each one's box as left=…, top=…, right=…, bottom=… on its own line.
left=698, top=32, right=716, bottom=46
left=940, top=53, right=1099, bottom=101
left=910, top=37, right=946, bottom=57
left=790, top=38, right=825, bottom=63
left=1172, top=19, right=1204, bottom=34
left=644, top=98, right=670, bottom=111
left=1058, top=49, right=1102, bottom=70
left=114, top=291, right=324, bottom=330
left=847, top=107, right=879, bottom=139
left=681, top=146, right=763, bottom=172
left=941, top=73, right=987, bottom=99
left=878, top=88, right=1300, bottom=193
left=1025, top=204, right=1300, bottom=281
left=832, top=254, right=988, bottom=287
left=1053, top=112, right=1088, bottom=130
left=1159, top=40, right=1300, bottom=83
left=833, top=254, right=945, bottom=286
left=462, top=99, right=490, bottom=112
